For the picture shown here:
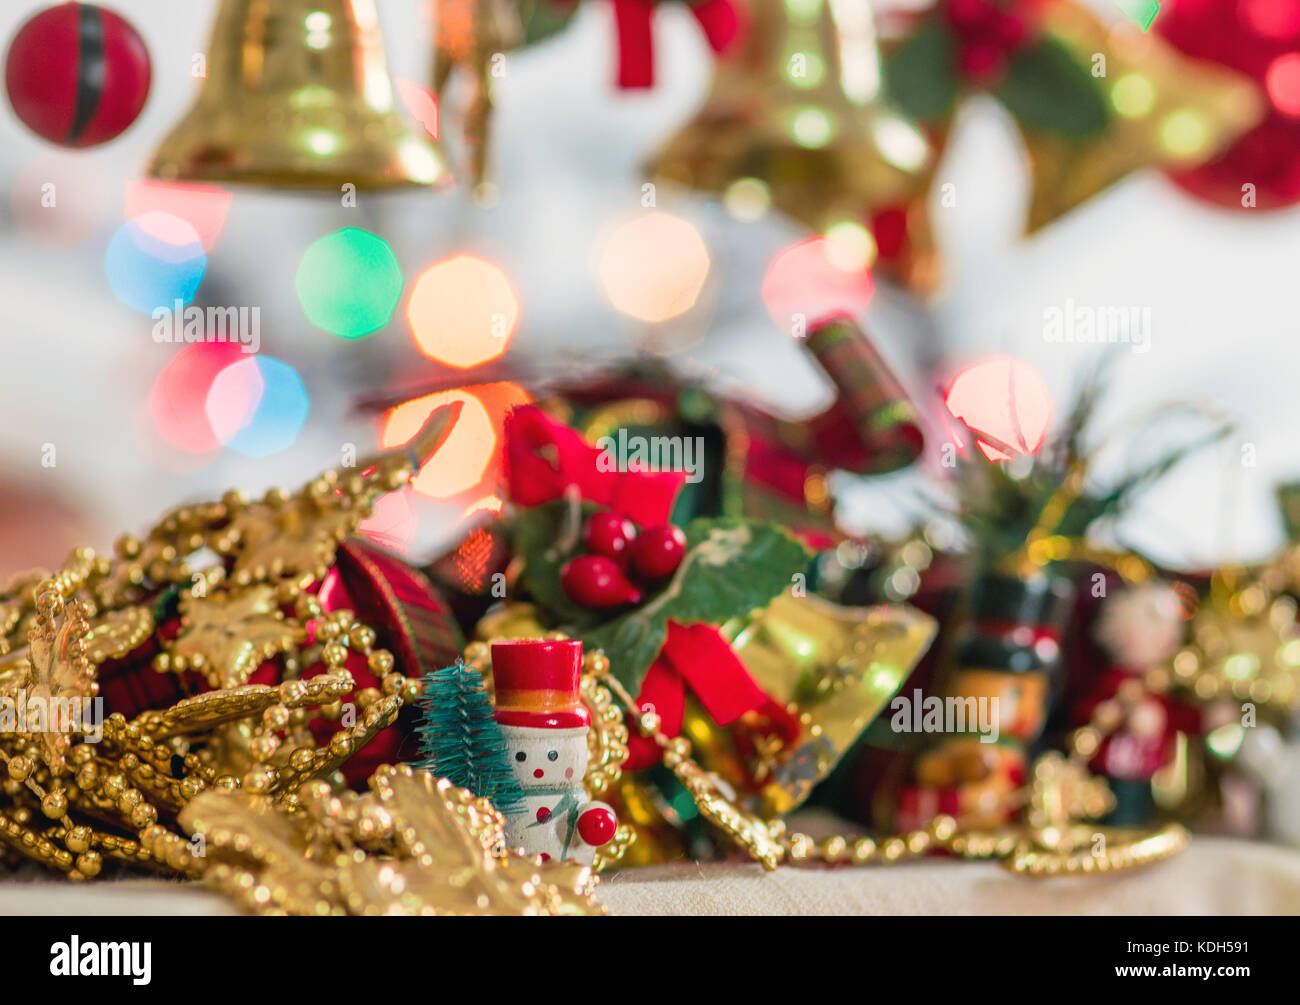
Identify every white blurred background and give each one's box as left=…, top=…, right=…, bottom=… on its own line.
left=1, top=0, right=1297, bottom=577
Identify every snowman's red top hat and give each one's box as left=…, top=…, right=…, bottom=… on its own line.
left=491, top=638, right=590, bottom=729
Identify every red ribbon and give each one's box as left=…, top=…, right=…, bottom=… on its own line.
left=623, top=620, right=798, bottom=770
left=504, top=404, right=686, bottom=527
left=553, top=0, right=744, bottom=89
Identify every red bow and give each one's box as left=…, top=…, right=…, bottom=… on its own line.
left=504, top=404, right=686, bottom=526
left=554, top=0, right=744, bottom=89
left=623, top=620, right=800, bottom=771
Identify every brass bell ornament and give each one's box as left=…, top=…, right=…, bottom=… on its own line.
left=148, top=0, right=449, bottom=190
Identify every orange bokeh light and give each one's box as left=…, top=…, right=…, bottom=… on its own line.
left=597, top=212, right=710, bottom=323
left=944, top=357, right=1052, bottom=462
left=381, top=382, right=530, bottom=499
left=407, top=254, right=519, bottom=368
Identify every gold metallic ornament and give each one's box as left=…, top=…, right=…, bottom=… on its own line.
left=858, top=0, right=1262, bottom=292
left=1169, top=587, right=1300, bottom=712
left=718, top=590, right=937, bottom=816
left=996, top=754, right=1188, bottom=877
left=83, top=607, right=155, bottom=664
left=433, top=0, right=523, bottom=194
left=1020, top=1, right=1263, bottom=233
left=0, top=585, right=95, bottom=778
left=778, top=753, right=1186, bottom=876
left=600, top=670, right=786, bottom=870
left=148, top=0, right=450, bottom=190
left=164, top=586, right=300, bottom=689
left=650, top=0, right=932, bottom=239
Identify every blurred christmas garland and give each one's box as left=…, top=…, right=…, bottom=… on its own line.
left=650, top=0, right=1267, bottom=294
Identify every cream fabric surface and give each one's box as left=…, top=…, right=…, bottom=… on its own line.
left=0, top=837, right=1297, bottom=915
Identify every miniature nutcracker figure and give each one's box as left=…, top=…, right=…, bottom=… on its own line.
left=491, top=638, right=617, bottom=864
left=904, top=571, right=1074, bottom=829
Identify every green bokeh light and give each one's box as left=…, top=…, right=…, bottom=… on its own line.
left=294, top=227, right=403, bottom=339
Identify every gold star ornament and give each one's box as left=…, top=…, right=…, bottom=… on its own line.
left=1021, top=1, right=1264, bottom=232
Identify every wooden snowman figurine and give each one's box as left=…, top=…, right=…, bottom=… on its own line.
left=491, top=638, right=617, bottom=864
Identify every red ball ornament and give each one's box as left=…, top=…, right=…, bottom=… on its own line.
left=5, top=3, right=151, bottom=148
left=577, top=806, right=617, bottom=847
left=560, top=555, right=642, bottom=609
left=1157, top=0, right=1300, bottom=209
left=631, top=525, right=687, bottom=580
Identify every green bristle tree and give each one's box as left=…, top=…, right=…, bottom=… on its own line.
left=415, top=660, right=526, bottom=816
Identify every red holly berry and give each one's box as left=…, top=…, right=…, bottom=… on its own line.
left=958, top=41, right=1006, bottom=84
left=560, top=555, right=642, bottom=609
left=946, top=0, right=995, bottom=32
left=631, top=525, right=687, bottom=580
left=946, top=0, right=1039, bottom=85
left=583, top=510, right=637, bottom=565
left=992, top=12, right=1028, bottom=49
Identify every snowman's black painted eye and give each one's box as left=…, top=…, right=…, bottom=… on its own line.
left=547, top=750, right=558, bottom=761
left=515, top=751, right=526, bottom=762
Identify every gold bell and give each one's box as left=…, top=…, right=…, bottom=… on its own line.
left=148, top=0, right=450, bottom=190
left=713, top=591, right=937, bottom=817
left=650, top=0, right=932, bottom=237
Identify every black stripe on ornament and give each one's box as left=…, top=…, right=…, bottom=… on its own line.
left=68, top=3, right=106, bottom=144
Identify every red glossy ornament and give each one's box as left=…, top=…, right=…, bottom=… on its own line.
left=5, top=3, right=151, bottom=148
left=631, top=525, right=687, bottom=580
left=560, top=555, right=642, bottom=609
left=1157, top=0, right=1300, bottom=209
left=583, top=510, right=637, bottom=566
left=577, top=806, right=617, bottom=846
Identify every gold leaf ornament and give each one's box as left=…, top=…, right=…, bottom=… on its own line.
left=179, top=767, right=604, bottom=915
left=165, top=586, right=300, bottom=688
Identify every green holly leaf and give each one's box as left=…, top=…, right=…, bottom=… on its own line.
left=996, top=37, right=1109, bottom=138
left=512, top=499, right=604, bottom=629
left=582, top=518, right=810, bottom=695
left=884, top=20, right=959, bottom=122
